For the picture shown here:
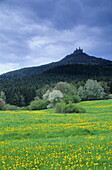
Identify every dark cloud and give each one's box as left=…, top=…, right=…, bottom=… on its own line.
left=1, top=0, right=112, bottom=28
left=0, top=0, right=112, bottom=74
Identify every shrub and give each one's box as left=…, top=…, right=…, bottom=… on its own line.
left=63, top=94, right=81, bottom=104
left=55, top=102, right=86, bottom=113
left=73, top=95, right=81, bottom=103
left=64, top=103, right=86, bottom=113
left=0, top=98, right=6, bottom=110
left=63, top=95, right=73, bottom=104
left=34, top=96, right=40, bottom=100
left=108, top=94, right=112, bottom=99
left=55, top=102, right=66, bottom=113
left=47, top=103, right=54, bottom=109
left=3, top=104, right=18, bottom=110
left=29, top=99, right=49, bottom=110
left=19, top=106, right=28, bottom=110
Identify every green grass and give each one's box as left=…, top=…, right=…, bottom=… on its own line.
left=0, top=100, right=112, bottom=169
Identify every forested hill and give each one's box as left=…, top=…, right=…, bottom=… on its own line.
left=43, top=64, right=112, bottom=78
left=59, top=48, right=112, bottom=65
left=0, top=48, right=112, bottom=79
left=0, top=63, right=112, bottom=106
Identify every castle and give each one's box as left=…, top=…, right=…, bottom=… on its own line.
left=74, top=47, right=83, bottom=54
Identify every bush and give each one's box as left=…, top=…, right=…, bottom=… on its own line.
left=107, top=94, right=112, bottom=99
left=73, top=95, right=81, bottom=103
left=64, top=103, right=86, bottom=113
left=63, top=94, right=81, bottom=104
left=19, top=106, right=28, bottom=110
left=3, top=104, right=18, bottom=110
left=55, top=102, right=66, bottom=113
left=55, top=102, right=86, bottom=113
left=29, top=99, right=49, bottom=110
left=63, top=95, right=73, bottom=104
left=0, top=98, right=6, bottom=110
left=34, top=96, right=40, bottom=100
left=47, top=103, right=54, bottom=109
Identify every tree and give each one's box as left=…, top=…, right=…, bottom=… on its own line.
left=43, top=90, right=51, bottom=100
left=0, top=91, right=6, bottom=102
left=99, top=81, right=110, bottom=94
left=78, top=79, right=106, bottom=100
left=20, top=95, right=25, bottom=107
left=48, top=90, right=63, bottom=105
left=0, top=98, right=6, bottom=110
left=36, top=84, right=52, bottom=99
left=77, top=86, right=86, bottom=100
left=54, top=82, right=75, bottom=96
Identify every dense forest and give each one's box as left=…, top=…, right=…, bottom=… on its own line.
left=0, top=64, right=112, bottom=107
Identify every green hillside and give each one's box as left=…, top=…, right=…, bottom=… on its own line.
left=0, top=64, right=112, bottom=106
left=0, top=99, right=112, bottom=169
left=1, top=48, right=112, bottom=79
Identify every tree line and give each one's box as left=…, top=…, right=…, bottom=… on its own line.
left=0, top=64, right=112, bottom=107
left=0, top=79, right=112, bottom=113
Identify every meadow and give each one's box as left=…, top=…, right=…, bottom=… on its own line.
left=0, top=100, right=112, bottom=170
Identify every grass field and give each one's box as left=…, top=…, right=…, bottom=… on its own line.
left=0, top=100, right=112, bottom=170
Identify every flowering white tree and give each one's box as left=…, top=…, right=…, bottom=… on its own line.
left=48, top=90, right=63, bottom=104
left=43, top=90, right=50, bottom=100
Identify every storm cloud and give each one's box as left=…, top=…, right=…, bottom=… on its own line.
left=0, top=0, right=112, bottom=74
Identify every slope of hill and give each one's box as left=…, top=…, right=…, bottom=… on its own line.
left=0, top=47, right=112, bottom=79
left=43, top=64, right=112, bottom=77
left=0, top=63, right=112, bottom=106
left=60, top=48, right=111, bottom=65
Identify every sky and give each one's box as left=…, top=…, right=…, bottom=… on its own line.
left=0, top=0, right=112, bottom=74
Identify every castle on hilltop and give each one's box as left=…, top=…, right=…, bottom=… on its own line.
left=74, top=47, right=83, bottom=54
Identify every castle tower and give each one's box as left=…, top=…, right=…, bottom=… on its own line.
left=74, top=47, right=83, bottom=54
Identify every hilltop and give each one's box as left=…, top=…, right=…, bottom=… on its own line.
left=0, top=47, right=112, bottom=79
left=59, top=47, right=111, bottom=65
